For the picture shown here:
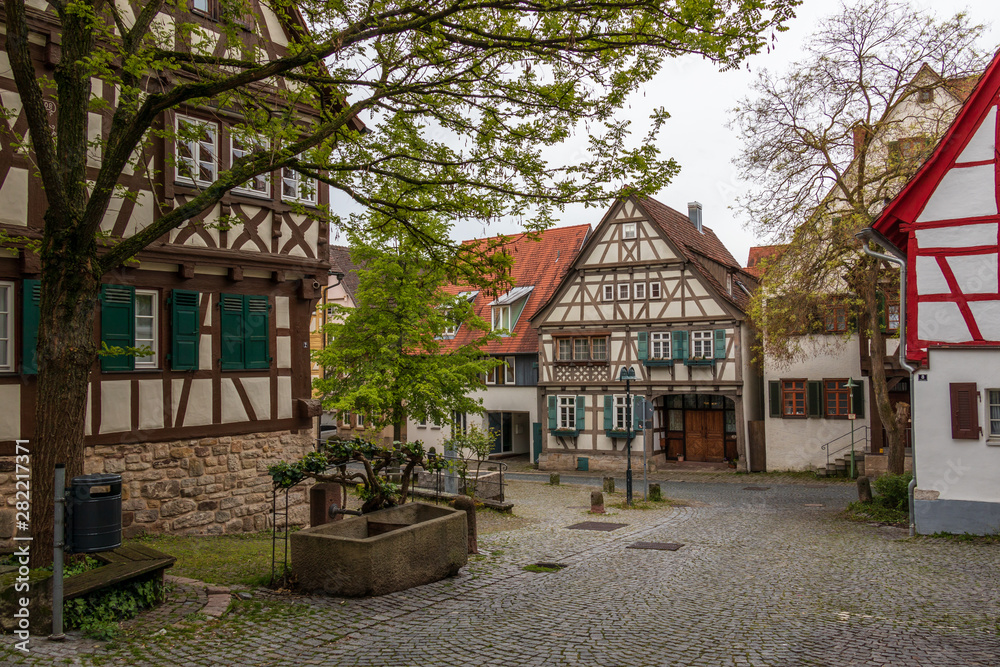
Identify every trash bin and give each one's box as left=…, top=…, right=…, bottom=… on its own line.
left=576, top=457, right=589, bottom=472
left=68, top=473, right=122, bottom=553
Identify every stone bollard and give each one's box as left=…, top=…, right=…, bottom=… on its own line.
left=549, top=473, right=560, bottom=486
left=451, top=495, right=478, bottom=554
left=591, top=490, right=605, bottom=514
left=857, top=476, right=873, bottom=503
left=648, top=483, right=662, bottom=502
left=310, top=483, right=345, bottom=526
left=603, top=477, right=615, bottom=494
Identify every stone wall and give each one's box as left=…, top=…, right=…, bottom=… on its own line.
left=539, top=451, right=662, bottom=473
left=0, top=430, right=314, bottom=548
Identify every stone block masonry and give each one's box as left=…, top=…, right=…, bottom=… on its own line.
left=0, top=430, right=314, bottom=547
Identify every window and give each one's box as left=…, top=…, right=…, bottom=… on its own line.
left=100, top=285, right=161, bottom=371
left=452, top=411, right=467, bottom=437
left=824, top=379, right=850, bottom=418
left=782, top=380, right=806, bottom=417
left=485, top=365, right=497, bottom=385
left=492, top=305, right=511, bottom=332
left=918, top=88, right=934, bottom=103
left=603, top=284, right=614, bottom=301
left=691, top=330, right=712, bottom=358
left=558, top=338, right=572, bottom=361
left=176, top=116, right=217, bottom=185
left=417, top=418, right=427, bottom=428
left=590, top=337, right=607, bottom=361
left=504, top=356, right=516, bottom=384
left=555, top=336, right=608, bottom=363
left=282, top=157, right=317, bottom=204
left=192, top=0, right=211, bottom=14
left=192, top=0, right=254, bottom=29
left=356, top=413, right=365, bottom=427
left=614, top=394, right=629, bottom=430
left=618, top=283, right=629, bottom=300
left=171, top=290, right=200, bottom=371
left=950, top=382, right=980, bottom=439
left=219, top=293, right=271, bottom=370
left=622, top=222, right=637, bottom=240
left=650, top=332, right=671, bottom=359
left=558, top=396, right=576, bottom=429
left=649, top=282, right=661, bottom=299
left=726, top=273, right=732, bottom=295
left=887, top=302, right=900, bottom=332
left=231, top=135, right=270, bottom=196
left=574, top=337, right=590, bottom=361
left=825, top=306, right=848, bottom=332
left=634, top=282, right=645, bottom=300
left=988, top=389, right=1000, bottom=439
left=0, top=282, right=11, bottom=372
left=340, top=411, right=353, bottom=427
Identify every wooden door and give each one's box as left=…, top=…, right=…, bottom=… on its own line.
left=684, top=411, right=726, bottom=462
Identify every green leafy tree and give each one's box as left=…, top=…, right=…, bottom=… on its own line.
left=731, top=0, right=987, bottom=473
left=4, top=0, right=796, bottom=566
left=313, top=225, right=502, bottom=441
left=443, top=424, right=497, bottom=498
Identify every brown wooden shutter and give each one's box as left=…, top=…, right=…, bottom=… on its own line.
left=950, top=382, right=980, bottom=440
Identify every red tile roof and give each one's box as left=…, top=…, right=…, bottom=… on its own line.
left=745, top=244, right=789, bottom=277
left=328, top=245, right=362, bottom=299
left=442, top=224, right=591, bottom=355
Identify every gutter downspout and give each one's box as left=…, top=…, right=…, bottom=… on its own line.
left=856, top=229, right=918, bottom=537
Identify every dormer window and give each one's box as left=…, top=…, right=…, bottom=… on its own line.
left=726, top=273, right=732, bottom=295
left=489, top=286, right=533, bottom=334
left=442, top=291, right=477, bottom=338
left=492, top=304, right=512, bottom=332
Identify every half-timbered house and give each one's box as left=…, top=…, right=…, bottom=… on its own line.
left=531, top=196, right=762, bottom=472
left=868, top=51, right=1000, bottom=535
left=0, top=0, right=339, bottom=541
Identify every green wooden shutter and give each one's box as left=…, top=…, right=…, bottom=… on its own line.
left=637, top=332, right=648, bottom=361
left=220, top=294, right=245, bottom=370
left=170, top=290, right=200, bottom=370
left=633, top=396, right=644, bottom=431
left=575, top=395, right=586, bottom=431
left=769, top=381, right=781, bottom=418
left=714, top=329, right=726, bottom=359
left=244, top=295, right=271, bottom=369
left=603, top=395, right=613, bottom=430
left=101, top=284, right=135, bottom=371
left=21, top=280, right=40, bottom=375
left=547, top=395, right=557, bottom=430
left=807, top=380, right=823, bottom=417
left=852, top=380, right=865, bottom=418
left=672, top=331, right=687, bottom=361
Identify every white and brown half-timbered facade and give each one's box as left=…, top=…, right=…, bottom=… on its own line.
left=870, top=51, right=1000, bottom=535
left=531, top=196, right=763, bottom=472
left=0, top=0, right=340, bottom=541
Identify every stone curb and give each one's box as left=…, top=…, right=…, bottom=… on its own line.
left=165, top=575, right=233, bottom=619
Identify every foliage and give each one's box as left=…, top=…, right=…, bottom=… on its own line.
left=522, top=563, right=566, bottom=573
left=443, top=424, right=497, bottom=498
left=62, top=556, right=102, bottom=578
left=63, top=576, right=163, bottom=640
left=131, top=533, right=275, bottom=587
left=313, top=229, right=501, bottom=436
left=872, top=471, right=913, bottom=511
left=845, top=499, right=908, bottom=526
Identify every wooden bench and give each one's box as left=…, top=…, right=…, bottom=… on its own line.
left=63, top=544, right=175, bottom=600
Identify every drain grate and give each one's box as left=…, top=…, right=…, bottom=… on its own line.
left=743, top=486, right=771, bottom=491
left=627, top=542, right=684, bottom=551
left=566, top=521, right=628, bottom=531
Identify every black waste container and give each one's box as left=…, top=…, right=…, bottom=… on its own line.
left=69, top=473, right=122, bottom=553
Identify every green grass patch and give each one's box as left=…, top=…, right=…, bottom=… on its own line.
left=928, top=532, right=1000, bottom=544
left=130, top=532, right=276, bottom=587
left=522, top=563, right=566, bottom=573
left=607, top=498, right=679, bottom=510
left=845, top=500, right=908, bottom=526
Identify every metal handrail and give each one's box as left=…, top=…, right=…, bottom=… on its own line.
left=821, top=424, right=870, bottom=472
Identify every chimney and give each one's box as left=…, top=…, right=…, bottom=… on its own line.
left=688, top=202, right=703, bottom=233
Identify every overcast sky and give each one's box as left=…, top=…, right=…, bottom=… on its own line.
left=451, top=0, right=1000, bottom=267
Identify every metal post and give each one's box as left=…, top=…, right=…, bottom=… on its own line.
left=845, top=378, right=859, bottom=479
left=642, top=397, right=648, bottom=501
left=620, top=367, right=635, bottom=506
left=50, top=464, right=66, bottom=641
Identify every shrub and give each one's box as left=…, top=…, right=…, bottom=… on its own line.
left=872, top=472, right=913, bottom=511
left=64, top=575, right=163, bottom=640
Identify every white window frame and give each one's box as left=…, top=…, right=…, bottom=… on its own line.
left=175, top=115, right=218, bottom=186
left=231, top=135, right=271, bottom=197
left=614, top=394, right=629, bottom=430
left=988, top=389, right=1000, bottom=439
left=649, top=281, right=661, bottom=299
left=492, top=304, right=512, bottom=332
left=504, top=356, right=516, bottom=384
left=558, top=338, right=572, bottom=361
left=282, top=155, right=317, bottom=204
left=356, top=413, right=365, bottom=427
left=622, top=222, right=637, bottom=240
left=417, top=418, right=428, bottom=428
left=726, top=273, right=732, bottom=295
left=634, top=282, right=646, bottom=300
left=192, top=0, right=212, bottom=14
left=133, top=289, right=158, bottom=369
left=558, top=395, right=576, bottom=430
left=650, top=332, right=671, bottom=359
left=590, top=337, right=607, bottom=361
left=603, top=284, right=614, bottom=301
left=486, top=365, right=497, bottom=385
left=341, top=411, right=352, bottom=427
left=618, top=283, right=630, bottom=301
left=0, top=282, right=12, bottom=372
left=451, top=411, right=466, bottom=437
left=691, top=330, right=713, bottom=358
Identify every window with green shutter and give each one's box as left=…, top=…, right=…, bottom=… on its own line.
left=101, top=284, right=136, bottom=371
left=171, top=290, right=200, bottom=371
left=220, top=294, right=246, bottom=370
left=637, top=332, right=648, bottom=360
left=22, top=280, right=40, bottom=375
left=672, top=330, right=688, bottom=361
left=769, top=381, right=781, bottom=418
left=575, top=395, right=586, bottom=431
left=220, top=293, right=272, bottom=370
left=603, top=395, right=613, bottom=431
left=806, top=380, right=823, bottom=418
left=547, top=395, right=557, bottom=430
left=244, top=295, right=270, bottom=369
left=852, top=380, right=865, bottom=418
left=714, top=329, right=726, bottom=359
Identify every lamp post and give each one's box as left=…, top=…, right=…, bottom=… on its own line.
left=844, top=378, right=859, bottom=479
left=620, top=366, right=636, bottom=505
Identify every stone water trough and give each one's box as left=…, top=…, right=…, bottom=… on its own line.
left=290, top=502, right=467, bottom=596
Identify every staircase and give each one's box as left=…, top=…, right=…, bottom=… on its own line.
left=816, top=425, right=870, bottom=478
left=817, top=452, right=865, bottom=478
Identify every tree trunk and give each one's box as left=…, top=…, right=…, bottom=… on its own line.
left=30, top=219, right=100, bottom=567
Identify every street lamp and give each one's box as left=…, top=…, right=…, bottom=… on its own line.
left=619, top=366, right=636, bottom=505
left=844, top=378, right=859, bottom=478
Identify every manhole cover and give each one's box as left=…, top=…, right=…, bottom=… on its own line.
left=627, top=542, right=684, bottom=551
left=566, top=521, right=628, bottom=531
left=743, top=486, right=770, bottom=491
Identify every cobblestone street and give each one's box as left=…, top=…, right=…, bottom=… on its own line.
left=3, top=476, right=999, bottom=666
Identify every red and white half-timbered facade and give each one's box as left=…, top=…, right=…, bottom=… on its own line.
left=872, top=51, right=1000, bottom=535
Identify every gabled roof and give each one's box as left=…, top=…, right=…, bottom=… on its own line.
left=328, top=245, right=362, bottom=299
left=745, top=245, right=789, bottom=278
left=442, top=224, right=591, bottom=355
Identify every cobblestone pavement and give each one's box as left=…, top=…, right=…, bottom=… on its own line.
left=2, top=478, right=998, bottom=666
